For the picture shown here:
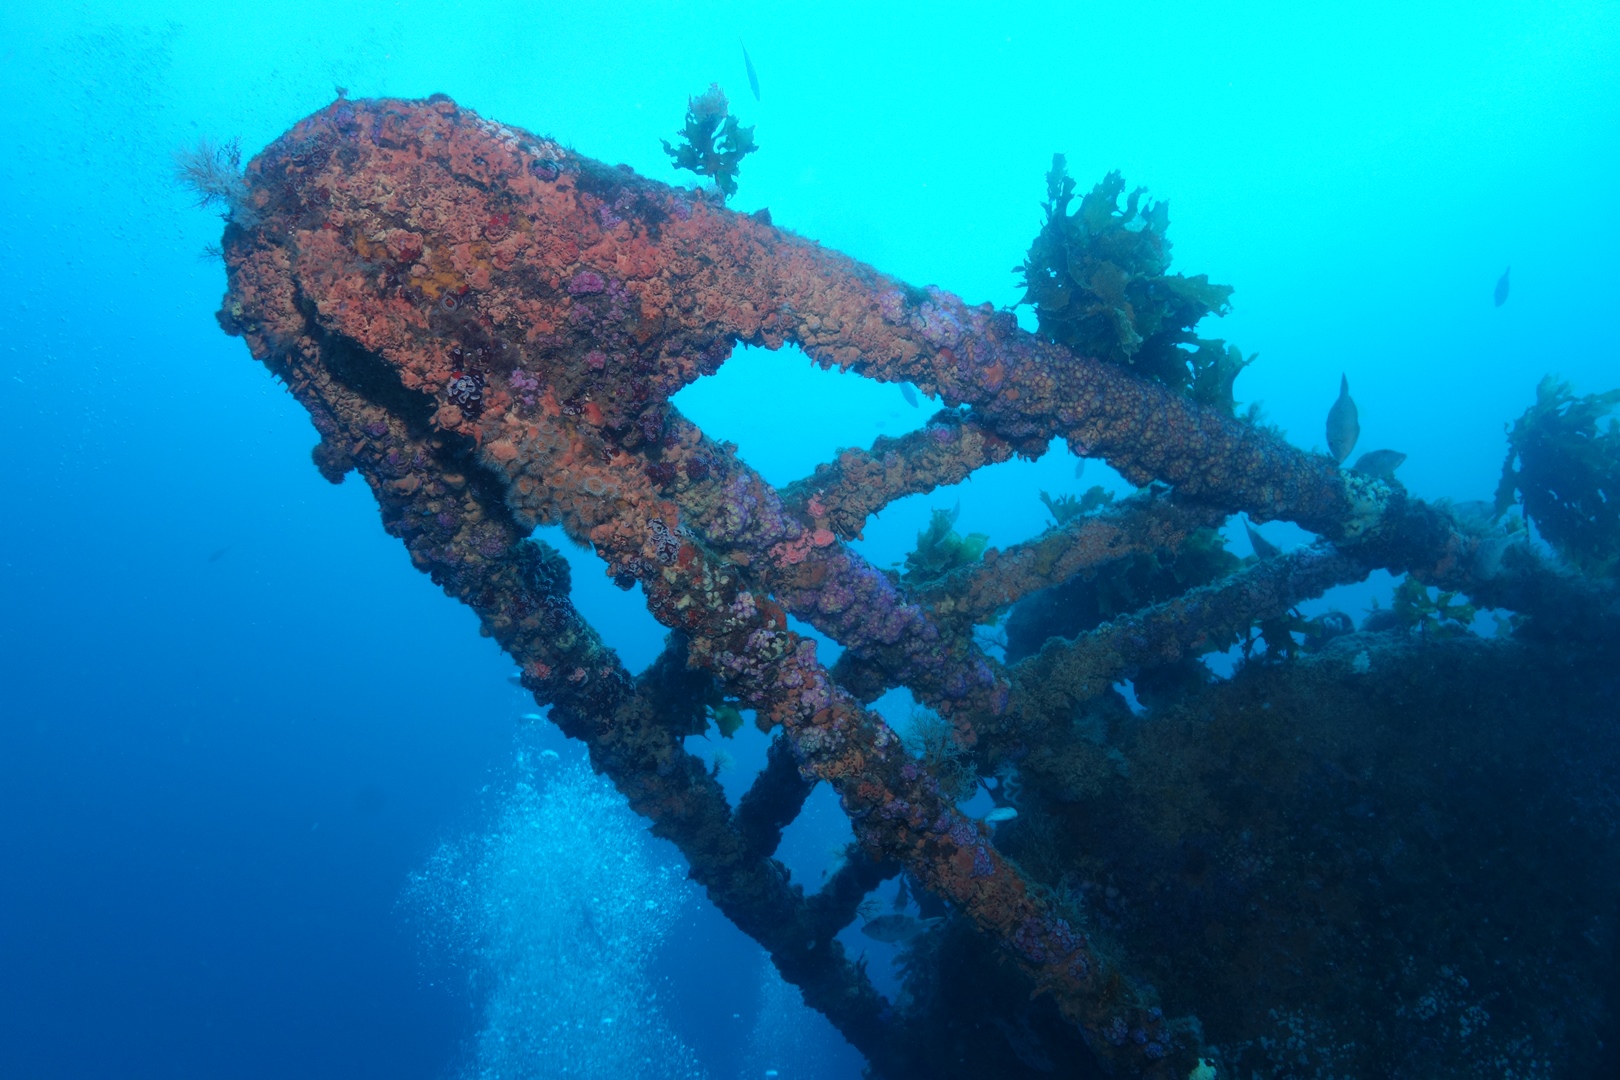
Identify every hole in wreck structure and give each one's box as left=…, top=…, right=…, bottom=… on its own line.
left=774, top=781, right=856, bottom=897
left=788, top=614, right=843, bottom=666
left=847, top=441, right=1138, bottom=581
left=682, top=713, right=772, bottom=806
left=528, top=524, right=667, bottom=676
left=834, top=869, right=956, bottom=1006
left=670, top=342, right=936, bottom=487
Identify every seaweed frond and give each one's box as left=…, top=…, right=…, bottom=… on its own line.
left=1016, top=155, right=1248, bottom=413
left=1039, top=485, right=1114, bottom=528
left=903, top=506, right=989, bottom=584
left=1496, top=375, right=1620, bottom=575
left=661, top=84, right=757, bottom=201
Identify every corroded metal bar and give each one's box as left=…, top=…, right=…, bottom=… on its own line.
left=1008, top=544, right=1370, bottom=732
left=779, top=412, right=1020, bottom=540
left=662, top=411, right=1004, bottom=738
left=914, top=493, right=1230, bottom=628
left=732, top=732, right=815, bottom=860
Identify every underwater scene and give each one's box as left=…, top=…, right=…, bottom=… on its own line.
left=3, top=3, right=1619, bottom=1078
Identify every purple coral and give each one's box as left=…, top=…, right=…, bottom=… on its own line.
left=568, top=270, right=606, bottom=295
left=877, top=288, right=904, bottom=324
left=1014, top=917, right=1048, bottom=963
left=879, top=798, right=912, bottom=821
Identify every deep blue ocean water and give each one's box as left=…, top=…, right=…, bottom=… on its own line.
left=1, top=3, right=1617, bottom=1078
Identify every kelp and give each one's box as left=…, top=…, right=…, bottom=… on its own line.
left=661, top=83, right=757, bottom=200
left=1038, top=484, right=1115, bottom=527
left=1016, top=156, right=1250, bottom=414
left=1496, top=375, right=1620, bottom=575
left=903, top=506, right=990, bottom=584
left=1390, top=577, right=1478, bottom=639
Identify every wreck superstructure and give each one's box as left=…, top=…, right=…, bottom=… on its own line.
left=213, top=96, right=1619, bottom=1078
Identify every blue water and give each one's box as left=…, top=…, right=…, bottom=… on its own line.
left=1, top=3, right=1616, bottom=1078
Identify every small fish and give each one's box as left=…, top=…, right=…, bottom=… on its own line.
left=507, top=672, right=526, bottom=687
left=893, top=875, right=910, bottom=911
left=1494, top=266, right=1510, bottom=307
left=1245, top=518, right=1281, bottom=560
left=900, top=382, right=919, bottom=408
left=539, top=749, right=560, bottom=760
left=206, top=546, right=230, bottom=563
left=1351, top=449, right=1407, bottom=479
left=1326, top=374, right=1360, bottom=464
left=859, top=913, right=941, bottom=944
left=983, top=806, right=1018, bottom=823
left=1074, top=459, right=1087, bottom=480
left=741, top=40, right=760, bottom=102
left=520, top=712, right=543, bottom=723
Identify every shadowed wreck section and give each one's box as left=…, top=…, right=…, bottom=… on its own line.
left=215, top=96, right=1620, bottom=1078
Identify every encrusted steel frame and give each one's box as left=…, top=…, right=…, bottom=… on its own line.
left=215, top=96, right=1587, bottom=1078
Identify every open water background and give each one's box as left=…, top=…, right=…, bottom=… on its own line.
left=2, top=3, right=1617, bottom=1077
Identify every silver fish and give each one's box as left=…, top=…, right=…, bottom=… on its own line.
left=1494, top=266, right=1510, bottom=307
left=983, top=806, right=1018, bottom=823
left=1326, top=374, right=1359, bottom=464
left=1351, top=449, right=1407, bottom=479
left=901, top=382, right=919, bottom=408
left=741, top=40, right=761, bottom=102
left=1074, top=458, right=1087, bottom=480
left=1245, top=518, right=1281, bottom=560
left=859, top=913, right=941, bottom=944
